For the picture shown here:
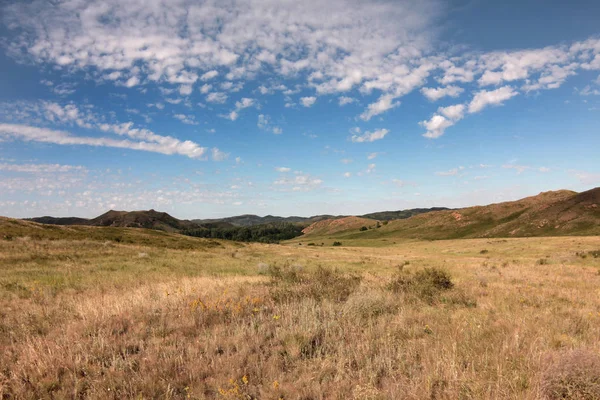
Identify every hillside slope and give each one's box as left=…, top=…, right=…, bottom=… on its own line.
left=0, top=217, right=225, bottom=250
left=88, top=210, right=197, bottom=232
left=301, top=188, right=600, bottom=240
left=301, top=216, right=378, bottom=236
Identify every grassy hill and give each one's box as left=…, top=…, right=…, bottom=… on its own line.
left=298, top=188, right=600, bottom=242
left=0, top=217, right=223, bottom=250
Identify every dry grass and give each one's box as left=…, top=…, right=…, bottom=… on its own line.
left=1, top=232, right=600, bottom=399
left=540, top=349, right=600, bottom=399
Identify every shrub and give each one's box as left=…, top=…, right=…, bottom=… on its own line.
left=480, top=249, right=489, bottom=254
left=360, top=226, right=368, bottom=231
left=387, top=267, right=454, bottom=303
left=332, top=241, right=342, bottom=246
left=307, top=242, right=316, bottom=246
left=589, top=250, right=600, bottom=258
left=540, top=349, right=600, bottom=400
left=537, top=258, right=549, bottom=265
left=268, top=266, right=361, bottom=303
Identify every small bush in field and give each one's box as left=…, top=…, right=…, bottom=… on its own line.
left=588, top=250, right=600, bottom=258
left=537, top=258, right=549, bottom=265
left=268, top=265, right=361, bottom=303
left=332, top=241, right=342, bottom=246
left=387, top=267, right=454, bottom=303
left=540, top=349, right=600, bottom=400
left=480, top=249, right=489, bottom=254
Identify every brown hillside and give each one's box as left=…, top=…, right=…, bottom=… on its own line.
left=89, top=209, right=196, bottom=232
left=302, top=216, right=378, bottom=236
left=376, top=188, right=599, bottom=239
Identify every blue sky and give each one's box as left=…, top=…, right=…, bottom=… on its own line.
left=0, top=0, right=599, bottom=219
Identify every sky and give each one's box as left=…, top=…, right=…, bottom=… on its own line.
left=0, top=0, right=599, bottom=219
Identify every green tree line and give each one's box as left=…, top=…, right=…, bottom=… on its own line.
left=181, top=222, right=304, bottom=243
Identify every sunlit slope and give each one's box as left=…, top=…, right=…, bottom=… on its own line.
left=299, top=188, right=600, bottom=241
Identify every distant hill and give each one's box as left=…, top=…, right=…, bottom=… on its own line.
left=28, top=216, right=90, bottom=226
left=302, top=216, right=378, bottom=236
left=300, top=188, right=600, bottom=240
left=88, top=209, right=197, bottom=232
left=192, top=214, right=339, bottom=227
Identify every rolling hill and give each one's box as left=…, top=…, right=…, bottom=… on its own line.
left=299, top=188, right=600, bottom=240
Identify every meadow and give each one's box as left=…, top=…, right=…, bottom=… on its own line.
left=1, top=221, right=600, bottom=399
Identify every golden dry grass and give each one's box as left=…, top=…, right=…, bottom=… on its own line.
left=1, top=232, right=600, bottom=399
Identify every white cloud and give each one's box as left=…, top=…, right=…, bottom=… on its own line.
left=257, top=114, right=282, bottom=134
left=438, top=104, right=465, bottom=120
left=578, top=85, right=600, bottom=96
left=179, top=84, right=193, bottom=96
left=351, top=128, right=389, bottom=143
left=300, top=96, right=317, bottom=107
left=200, top=84, right=212, bottom=94
left=3, top=0, right=440, bottom=106
left=225, top=111, right=238, bottom=121
left=0, top=163, right=87, bottom=174
left=366, top=163, right=376, bottom=174
left=275, top=167, right=291, bottom=172
left=421, top=115, right=455, bottom=139
left=343, top=172, right=351, bottom=178
left=201, top=71, right=219, bottom=81
left=341, top=158, right=353, bottom=164
left=502, top=164, right=530, bottom=174
left=211, top=148, right=229, bottom=161
left=273, top=173, right=323, bottom=192
left=420, top=85, right=464, bottom=101
left=124, top=76, right=140, bottom=88
left=435, top=166, right=464, bottom=176
left=367, top=152, right=378, bottom=160
left=0, top=123, right=208, bottom=159
left=468, top=86, right=518, bottom=114
left=360, top=94, right=399, bottom=121
left=338, top=96, right=355, bottom=106
left=235, top=98, right=255, bottom=109
left=174, top=113, right=198, bottom=125
left=206, top=92, right=228, bottom=104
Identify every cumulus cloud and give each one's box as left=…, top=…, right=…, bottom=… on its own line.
left=201, top=71, right=219, bottom=81
left=360, top=95, right=399, bottom=121
left=257, top=114, right=282, bottom=134
left=468, top=86, right=518, bottom=114
left=350, top=128, right=389, bottom=143
left=179, top=84, right=193, bottom=96
left=338, top=96, right=355, bottom=106
left=273, top=173, right=323, bottom=192
left=174, top=113, right=199, bottom=125
left=206, top=92, right=228, bottom=104
left=211, top=148, right=229, bottom=161
left=420, top=85, right=464, bottom=101
left=275, top=167, right=291, bottom=172
left=2, top=0, right=440, bottom=105
left=2, top=0, right=600, bottom=140
left=300, top=96, right=317, bottom=107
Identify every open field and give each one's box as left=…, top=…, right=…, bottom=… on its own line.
left=1, top=221, right=600, bottom=399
